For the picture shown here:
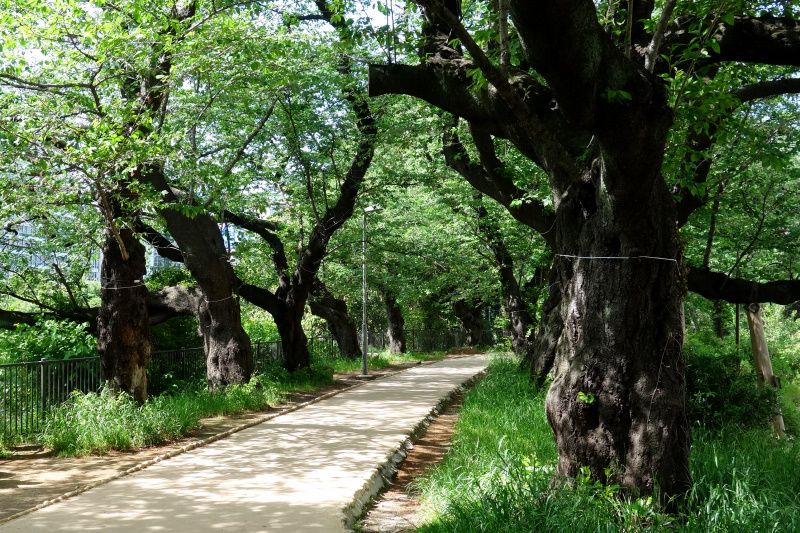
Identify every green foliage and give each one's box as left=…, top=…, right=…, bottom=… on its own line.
left=242, top=304, right=280, bottom=342
left=145, top=266, right=193, bottom=288
left=150, top=316, right=201, bottom=351
left=684, top=332, right=776, bottom=430
left=0, top=320, right=95, bottom=363
left=685, top=427, right=800, bottom=531
left=577, top=391, right=596, bottom=405
left=255, top=362, right=334, bottom=393
left=416, top=358, right=800, bottom=533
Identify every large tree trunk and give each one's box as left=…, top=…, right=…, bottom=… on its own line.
left=276, top=311, right=311, bottom=371
left=452, top=299, right=487, bottom=346
left=96, top=227, right=151, bottom=401
left=160, top=208, right=253, bottom=388
left=505, top=278, right=533, bottom=356
left=546, top=182, right=690, bottom=503
left=526, top=268, right=561, bottom=385
left=384, top=293, right=406, bottom=355
left=369, top=0, right=800, bottom=507
left=310, top=280, right=361, bottom=359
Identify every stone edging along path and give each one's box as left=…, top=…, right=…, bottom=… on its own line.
left=0, top=355, right=487, bottom=529
left=341, top=367, right=487, bottom=530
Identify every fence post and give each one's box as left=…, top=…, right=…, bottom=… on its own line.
left=39, top=358, right=47, bottom=421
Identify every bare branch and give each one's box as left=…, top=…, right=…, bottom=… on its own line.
left=644, top=0, right=677, bottom=72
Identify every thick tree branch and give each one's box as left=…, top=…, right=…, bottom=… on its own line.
left=688, top=266, right=800, bottom=305
left=135, top=219, right=185, bottom=263
left=0, top=309, right=45, bottom=329
left=707, top=16, right=800, bottom=66
left=238, top=284, right=284, bottom=316
left=369, top=63, right=498, bottom=125
left=442, top=119, right=555, bottom=245
left=734, top=78, right=800, bottom=101
left=222, top=209, right=291, bottom=297
left=368, top=64, right=590, bottom=166
left=0, top=286, right=202, bottom=330
left=146, top=286, right=203, bottom=325
left=415, top=0, right=580, bottom=183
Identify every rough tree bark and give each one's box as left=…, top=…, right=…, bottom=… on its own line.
left=160, top=208, right=253, bottom=388
left=309, top=280, right=361, bottom=359
left=96, top=226, right=151, bottom=401
left=452, top=299, right=487, bottom=346
left=384, top=292, right=406, bottom=355
left=137, top=213, right=253, bottom=387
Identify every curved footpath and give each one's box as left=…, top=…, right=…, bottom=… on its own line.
left=0, top=354, right=488, bottom=532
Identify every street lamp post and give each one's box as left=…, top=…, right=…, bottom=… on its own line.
left=361, top=204, right=382, bottom=376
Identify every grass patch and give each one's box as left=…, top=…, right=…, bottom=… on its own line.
left=415, top=357, right=800, bottom=532
left=39, top=365, right=333, bottom=456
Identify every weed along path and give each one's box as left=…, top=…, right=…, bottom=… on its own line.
left=0, top=354, right=488, bottom=532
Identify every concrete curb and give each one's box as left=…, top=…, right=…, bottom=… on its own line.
left=340, top=365, right=489, bottom=532
left=0, top=360, right=440, bottom=527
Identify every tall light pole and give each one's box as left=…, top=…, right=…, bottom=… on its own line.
left=361, top=204, right=382, bottom=376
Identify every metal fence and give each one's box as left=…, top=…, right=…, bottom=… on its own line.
left=1, top=356, right=103, bottom=437
left=1, top=328, right=476, bottom=437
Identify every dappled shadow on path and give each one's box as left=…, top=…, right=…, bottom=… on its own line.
left=0, top=356, right=488, bottom=532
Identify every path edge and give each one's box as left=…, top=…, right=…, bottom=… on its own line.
left=340, top=360, right=490, bottom=532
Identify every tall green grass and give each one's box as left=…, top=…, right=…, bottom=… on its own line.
left=416, top=358, right=800, bottom=532
left=39, top=368, right=327, bottom=456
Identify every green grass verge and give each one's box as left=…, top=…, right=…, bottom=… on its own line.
left=415, top=357, right=800, bottom=532
left=38, top=365, right=333, bottom=456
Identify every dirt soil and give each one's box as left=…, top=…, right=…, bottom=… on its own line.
left=0, top=363, right=421, bottom=523
left=358, top=392, right=464, bottom=533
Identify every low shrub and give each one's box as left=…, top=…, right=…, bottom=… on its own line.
left=684, top=333, right=776, bottom=430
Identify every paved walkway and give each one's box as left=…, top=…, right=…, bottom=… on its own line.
left=0, top=355, right=488, bottom=532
